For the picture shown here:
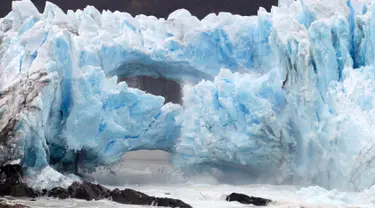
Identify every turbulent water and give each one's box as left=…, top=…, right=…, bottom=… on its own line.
left=4, top=153, right=375, bottom=208
left=4, top=184, right=373, bottom=208
left=4, top=152, right=375, bottom=207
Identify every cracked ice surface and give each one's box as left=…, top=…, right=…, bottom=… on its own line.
left=175, top=0, right=375, bottom=190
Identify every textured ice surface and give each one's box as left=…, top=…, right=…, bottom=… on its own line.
left=174, top=68, right=289, bottom=182
left=2, top=0, right=375, bottom=191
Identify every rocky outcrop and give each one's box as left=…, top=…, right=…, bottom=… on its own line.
left=47, top=181, right=112, bottom=201
left=0, top=165, right=39, bottom=198
left=47, top=181, right=110, bottom=200
left=0, top=71, right=57, bottom=168
left=226, top=192, right=272, bottom=206
left=0, top=165, right=33, bottom=207
left=111, top=188, right=192, bottom=208
left=48, top=181, right=192, bottom=208
left=46, top=187, right=70, bottom=199
left=67, top=181, right=112, bottom=201
left=1, top=165, right=192, bottom=208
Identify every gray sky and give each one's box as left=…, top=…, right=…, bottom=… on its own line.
left=1, top=0, right=278, bottom=18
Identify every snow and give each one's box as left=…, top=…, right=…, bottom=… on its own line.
left=2, top=0, right=375, bottom=193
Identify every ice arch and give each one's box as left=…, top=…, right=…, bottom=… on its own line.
left=3, top=0, right=375, bottom=191
left=0, top=0, right=272, bottom=171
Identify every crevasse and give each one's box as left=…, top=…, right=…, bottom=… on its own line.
left=1, top=0, right=375, bottom=191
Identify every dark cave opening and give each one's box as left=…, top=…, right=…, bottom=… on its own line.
left=119, top=76, right=183, bottom=105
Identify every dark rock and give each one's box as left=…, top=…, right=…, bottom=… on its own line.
left=111, top=188, right=152, bottom=205
left=41, top=189, right=47, bottom=196
left=47, top=181, right=192, bottom=207
left=68, top=181, right=111, bottom=201
left=111, top=188, right=192, bottom=208
left=9, top=184, right=38, bottom=198
left=47, top=182, right=112, bottom=200
left=0, top=165, right=23, bottom=180
left=0, top=165, right=38, bottom=198
left=226, top=193, right=272, bottom=206
left=47, top=187, right=70, bottom=199
left=152, top=197, right=193, bottom=208
left=0, top=166, right=191, bottom=208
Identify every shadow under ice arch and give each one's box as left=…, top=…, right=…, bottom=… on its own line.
left=111, top=59, right=213, bottom=83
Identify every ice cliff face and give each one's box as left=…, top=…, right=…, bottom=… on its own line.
left=1, top=0, right=375, bottom=191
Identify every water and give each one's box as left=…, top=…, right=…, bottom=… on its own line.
left=3, top=184, right=372, bottom=208
left=3, top=150, right=373, bottom=208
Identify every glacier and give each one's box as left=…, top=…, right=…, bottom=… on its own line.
left=2, top=0, right=375, bottom=191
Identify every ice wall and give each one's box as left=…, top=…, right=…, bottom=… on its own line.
left=1, top=0, right=375, bottom=190
left=175, top=69, right=289, bottom=181
left=0, top=0, right=184, bottom=172
left=175, top=0, right=375, bottom=190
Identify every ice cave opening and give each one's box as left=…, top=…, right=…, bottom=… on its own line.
left=118, top=76, right=182, bottom=104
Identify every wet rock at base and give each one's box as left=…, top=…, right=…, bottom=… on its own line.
left=1, top=165, right=192, bottom=208
left=151, top=196, right=193, bottom=208
left=111, top=188, right=192, bottom=208
left=47, top=181, right=112, bottom=201
left=47, top=187, right=70, bottom=199
left=111, top=188, right=152, bottom=205
left=47, top=181, right=192, bottom=207
left=0, top=165, right=38, bottom=198
left=68, top=181, right=111, bottom=201
left=226, top=193, right=272, bottom=206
